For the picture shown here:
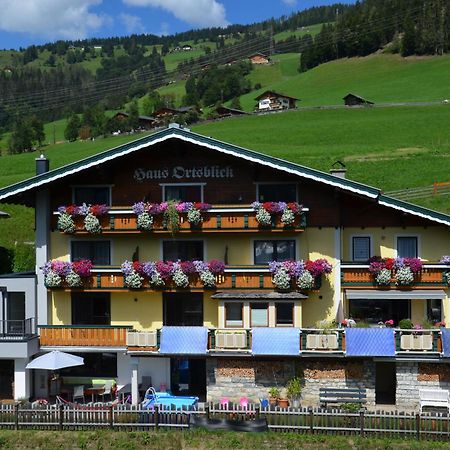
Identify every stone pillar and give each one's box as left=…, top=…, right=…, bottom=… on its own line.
left=131, top=357, right=140, bottom=405
left=14, top=358, right=30, bottom=400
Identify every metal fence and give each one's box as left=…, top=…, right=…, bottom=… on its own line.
left=0, top=403, right=449, bottom=440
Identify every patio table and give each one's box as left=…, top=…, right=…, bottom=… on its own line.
left=84, top=386, right=105, bottom=403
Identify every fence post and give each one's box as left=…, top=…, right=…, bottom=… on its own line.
left=14, top=404, right=19, bottom=430
left=59, top=404, right=64, bottom=431
left=205, top=404, right=210, bottom=420
left=109, top=405, right=114, bottom=430
left=359, top=408, right=365, bottom=437
left=308, top=407, right=314, bottom=434
left=255, top=405, right=260, bottom=420
left=154, top=404, right=159, bottom=430
left=416, top=413, right=421, bottom=440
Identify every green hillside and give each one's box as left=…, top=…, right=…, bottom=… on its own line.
left=239, top=54, right=450, bottom=111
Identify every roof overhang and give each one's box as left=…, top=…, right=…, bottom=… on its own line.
left=345, top=289, right=447, bottom=300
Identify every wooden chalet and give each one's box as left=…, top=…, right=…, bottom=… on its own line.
left=214, top=106, right=248, bottom=118
left=255, top=90, right=299, bottom=111
left=343, top=93, right=375, bottom=107
left=113, top=112, right=156, bottom=130
left=249, top=53, right=270, bottom=65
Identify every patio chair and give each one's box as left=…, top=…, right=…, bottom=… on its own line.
left=98, top=380, right=114, bottom=403
left=73, top=385, right=85, bottom=403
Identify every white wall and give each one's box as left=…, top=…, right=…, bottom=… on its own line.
left=139, top=357, right=171, bottom=391
left=14, top=358, right=30, bottom=400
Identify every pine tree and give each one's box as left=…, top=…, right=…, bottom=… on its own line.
left=64, top=114, right=81, bottom=142
left=402, top=17, right=417, bottom=56
left=29, top=115, right=45, bottom=147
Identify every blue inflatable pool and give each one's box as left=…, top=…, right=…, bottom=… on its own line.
left=142, top=389, right=198, bottom=410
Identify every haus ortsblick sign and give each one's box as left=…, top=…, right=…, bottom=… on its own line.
left=134, top=166, right=234, bottom=182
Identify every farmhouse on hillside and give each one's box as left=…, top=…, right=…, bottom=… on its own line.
left=343, top=93, right=375, bottom=107
left=214, top=105, right=248, bottom=118
left=0, top=124, right=449, bottom=410
left=255, top=90, right=299, bottom=111
left=248, top=53, right=270, bottom=65
left=113, top=112, right=156, bottom=130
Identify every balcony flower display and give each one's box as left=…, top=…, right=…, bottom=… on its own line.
left=132, top=201, right=212, bottom=231
left=440, top=255, right=450, bottom=264
left=57, top=204, right=109, bottom=234
left=41, top=259, right=93, bottom=288
left=251, top=201, right=303, bottom=226
left=121, top=259, right=225, bottom=289
left=444, top=271, right=450, bottom=286
left=269, top=259, right=332, bottom=291
left=368, top=256, right=422, bottom=286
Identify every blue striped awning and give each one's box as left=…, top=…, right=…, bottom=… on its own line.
left=441, top=329, right=450, bottom=357
left=159, top=326, right=208, bottom=355
left=345, top=328, right=395, bottom=357
left=251, top=328, right=301, bottom=356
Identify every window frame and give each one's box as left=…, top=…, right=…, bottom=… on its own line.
left=255, top=182, right=298, bottom=203
left=350, top=235, right=372, bottom=262
left=275, top=302, right=294, bottom=327
left=396, top=235, right=419, bottom=258
left=71, top=185, right=112, bottom=205
left=253, top=239, right=297, bottom=265
left=70, top=239, right=112, bottom=266
left=161, top=239, right=205, bottom=261
left=250, top=302, right=269, bottom=327
left=224, top=302, right=244, bottom=328
left=160, top=183, right=206, bottom=202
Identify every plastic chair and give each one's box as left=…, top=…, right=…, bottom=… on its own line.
left=73, top=385, right=85, bottom=403
left=98, top=380, right=114, bottom=402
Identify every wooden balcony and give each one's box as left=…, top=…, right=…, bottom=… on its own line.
left=341, top=264, right=448, bottom=288
left=51, top=266, right=287, bottom=291
left=53, top=205, right=307, bottom=234
left=39, top=325, right=132, bottom=347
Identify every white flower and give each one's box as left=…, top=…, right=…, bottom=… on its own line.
left=375, top=268, right=391, bottom=286
left=297, top=271, right=314, bottom=290
left=84, top=213, right=102, bottom=234
left=57, top=212, right=76, bottom=234
left=395, top=266, right=414, bottom=286
left=187, top=208, right=202, bottom=226
left=44, top=271, right=62, bottom=288
left=255, top=207, right=272, bottom=226
left=124, top=271, right=143, bottom=289
left=65, top=271, right=82, bottom=287
left=200, top=270, right=216, bottom=288
left=281, top=209, right=295, bottom=226
left=137, top=212, right=153, bottom=231
left=272, top=267, right=291, bottom=290
left=150, top=272, right=165, bottom=287
left=173, top=269, right=189, bottom=288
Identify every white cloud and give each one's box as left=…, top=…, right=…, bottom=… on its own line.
left=120, top=13, right=146, bottom=34
left=281, top=0, right=297, bottom=5
left=123, top=0, right=229, bottom=28
left=159, top=22, right=170, bottom=36
left=0, top=0, right=108, bottom=40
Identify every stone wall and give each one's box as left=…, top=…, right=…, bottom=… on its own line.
left=397, top=362, right=450, bottom=410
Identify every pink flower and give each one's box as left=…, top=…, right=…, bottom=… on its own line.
left=208, top=260, right=225, bottom=274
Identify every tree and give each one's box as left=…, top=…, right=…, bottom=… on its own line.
left=29, top=115, right=45, bottom=147
left=8, top=119, right=34, bottom=154
left=142, top=90, right=164, bottom=116
left=402, top=17, right=417, bottom=56
left=45, top=54, right=56, bottom=67
left=64, top=114, right=81, bottom=142
left=230, top=97, right=242, bottom=110
left=127, top=100, right=140, bottom=130
left=82, top=105, right=106, bottom=137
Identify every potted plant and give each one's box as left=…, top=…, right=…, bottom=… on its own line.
left=286, top=377, right=302, bottom=408
left=277, top=395, right=289, bottom=408
left=268, top=387, right=280, bottom=406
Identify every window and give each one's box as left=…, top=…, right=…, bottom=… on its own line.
left=352, top=237, right=371, bottom=261
left=254, top=240, right=295, bottom=264
left=6, top=292, right=25, bottom=334
left=164, top=185, right=203, bottom=202
left=73, top=187, right=110, bottom=205
left=349, top=298, right=409, bottom=326
left=72, top=293, right=110, bottom=325
left=71, top=241, right=111, bottom=265
left=397, top=237, right=418, bottom=258
left=427, top=299, right=442, bottom=323
left=60, top=353, right=117, bottom=377
left=250, top=303, right=269, bottom=327
left=225, top=303, right=243, bottom=327
left=276, top=303, right=294, bottom=326
left=258, top=183, right=297, bottom=202
left=163, top=241, right=203, bottom=261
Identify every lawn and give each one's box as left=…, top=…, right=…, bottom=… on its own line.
left=273, top=23, right=328, bottom=42
left=0, top=429, right=446, bottom=450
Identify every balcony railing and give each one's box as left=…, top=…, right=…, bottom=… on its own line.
left=49, top=266, right=281, bottom=291
left=53, top=205, right=307, bottom=234
left=39, top=326, right=445, bottom=356
left=39, top=325, right=132, bottom=347
left=341, top=264, right=448, bottom=288
left=0, top=318, right=36, bottom=340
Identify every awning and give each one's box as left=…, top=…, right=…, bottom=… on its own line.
left=345, top=289, right=447, bottom=300
left=211, top=291, right=307, bottom=300
left=159, top=326, right=208, bottom=355
left=26, top=350, right=84, bottom=370
left=346, top=328, right=395, bottom=357
left=251, top=328, right=301, bottom=356
left=441, top=329, right=450, bottom=357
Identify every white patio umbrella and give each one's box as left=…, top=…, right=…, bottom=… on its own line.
left=26, top=350, right=84, bottom=370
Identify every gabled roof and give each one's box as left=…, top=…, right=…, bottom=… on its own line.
left=0, top=126, right=448, bottom=226
left=343, top=93, right=374, bottom=104
left=255, top=90, right=299, bottom=101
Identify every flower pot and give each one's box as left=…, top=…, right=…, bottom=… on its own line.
left=278, top=398, right=289, bottom=408
left=268, top=397, right=278, bottom=407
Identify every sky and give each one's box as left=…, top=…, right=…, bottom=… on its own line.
left=0, top=0, right=353, bottom=50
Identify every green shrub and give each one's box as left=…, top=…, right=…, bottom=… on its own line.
left=399, top=319, right=413, bottom=329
